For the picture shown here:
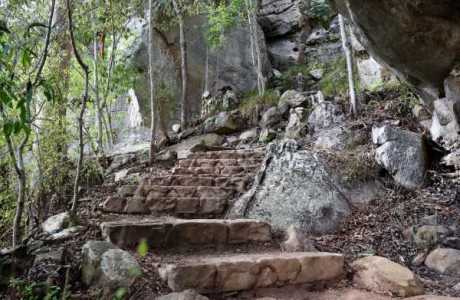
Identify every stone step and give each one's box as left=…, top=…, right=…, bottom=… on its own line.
left=159, top=252, right=344, bottom=293
left=177, top=158, right=262, bottom=169
left=172, top=165, right=260, bottom=177
left=187, top=150, right=265, bottom=160
left=136, top=185, right=235, bottom=200
left=101, top=218, right=271, bottom=249
left=103, top=195, right=226, bottom=216
left=143, top=175, right=251, bottom=192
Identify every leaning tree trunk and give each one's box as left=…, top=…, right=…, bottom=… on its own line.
left=339, top=14, right=358, bottom=116
left=172, top=0, right=189, bottom=128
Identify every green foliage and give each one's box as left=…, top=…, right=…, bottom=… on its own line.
left=206, top=0, right=245, bottom=48
left=9, top=278, right=61, bottom=300
left=239, top=89, right=280, bottom=118
left=0, top=160, right=15, bottom=247
left=137, top=239, right=149, bottom=257
left=307, top=0, right=334, bottom=28
left=318, top=57, right=350, bottom=97
left=278, top=64, right=314, bottom=91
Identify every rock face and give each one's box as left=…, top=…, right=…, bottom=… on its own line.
left=239, top=141, right=351, bottom=234
left=133, top=15, right=271, bottom=125
left=425, top=248, right=460, bottom=275
left=334, top=0, right=460, bottom=103
left=259, top=0, right=304, bottom=38
left=351, top=256, right=425, bottom=297
left=372, top=126, right=428, bottom=189
left=159, top=252, right=344, bottom=293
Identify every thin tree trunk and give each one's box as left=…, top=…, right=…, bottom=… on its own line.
left=246, top=0, right=265, bottom=96
left=339, top=14, right=358, bottom=116
left=172, top=0, right=189, bottom=128
left=148, top=0, right=158, bottom=162
left=92, top=1, right=103, bottom=153
left=67, top=0, right=90, bottom=214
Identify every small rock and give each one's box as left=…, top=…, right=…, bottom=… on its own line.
left=281, top=225, right=317, bottom=252
left=261, top=107, right=282, bottom=128
left=453, top=283, right=460, bottom=291
left=99, top=249, right=141, bottom=289
left=47, top=226, right=84, bottom=241
left=285, top=107, right=308, bottom=139
left=41, top=212, right=70, bottom=234
left=425, top=248, right=460, bottom=275
left=414, top=225, right=450, bottom=248
left=259, top=128, right=277, bottom=143
left=420, top=215, right=441, bottom=226
left=272, top=69, right=282, bottom=79
left=157, top=290, right=209, bottom=300
left=443, top=237, right=460, bottom=250
left=351, top=256, right=424, bottom=297
left=279, top=90, right=308, bottom=108
left=412, top=252, right=428, bottom=266
left=34, top=247, right=65, bottom=265
left=82, top=241, right=117, bottom=286
left=114, top=169, right=129, bottom=182
left=239, top=128, right=259, bottom=143
left=102, top=196, right=125, bottom=212
left=156, top=150, right=178, bottom=162
left=172, top=124, right=181, bottom=134
left=309, top=68, right=324, bottom=80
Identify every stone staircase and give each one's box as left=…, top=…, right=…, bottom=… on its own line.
left=99, top=149, right=345, bottom=296
left=102, top=149, right=265, bottom=217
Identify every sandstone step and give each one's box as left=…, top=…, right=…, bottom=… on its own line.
left=172, top=165, right=260, bottom=176
left=137, top=185, right=235, bottom=200
left=158, top=252, right=344, bottom=293
left=101, top=218, right=271, bottom=249
left=143, top=175, right=251, bottom=192
left=187, top=150, right=265, bottom=160
left=178, top=158, right=262, bottom=169
left=103, top=195, right=226, bottom=216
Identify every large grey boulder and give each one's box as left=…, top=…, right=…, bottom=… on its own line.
left=279, top=90, right=309, bottom=108
left=333, top=0, right=460, bottom=103
left=99, top=249, right=142, bottom=289
left=82, top=241, right=118, bottom=286
left=285, top=108, right=308, bottom=139
left=261, top=107, right=283, bottom=128
left=372, top=126, right=428, bottom=189
left=234, top=141, right=351, bottom=234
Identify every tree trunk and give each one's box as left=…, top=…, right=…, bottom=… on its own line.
left=92, top=1, right=103, bottom=153
left=172, top=0, right=189, bottom=128
left=247, top=0, right=265, bottom=96
left=339, top=14, right=358, bottom=116
left=67, top=0, right=90, bottom=214
left=148, top=0, right=158, bottom=162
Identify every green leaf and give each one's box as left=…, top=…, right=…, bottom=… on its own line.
left=20, top=48, right=31, bottom=69
left=137, top=239, right=149, bottom=257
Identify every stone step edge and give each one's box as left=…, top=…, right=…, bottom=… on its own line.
left=100, top=218, right=272, bottom=249
left=158, top=252, right=344, bottom=293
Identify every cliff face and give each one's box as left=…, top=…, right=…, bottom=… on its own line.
left=333, top=0, right=460, bottom=104
left=132, top=15, right=271, bottom=127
